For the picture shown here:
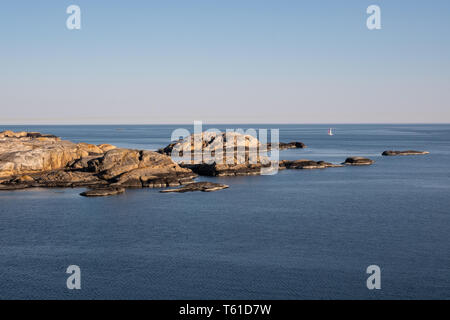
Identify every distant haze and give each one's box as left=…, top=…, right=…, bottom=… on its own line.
left=1, top=0, right=449, bottom=124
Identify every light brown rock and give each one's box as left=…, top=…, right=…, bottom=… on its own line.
left=0, top=131, right=197, bottom=194
left=97, top=144, right=117, bottom=152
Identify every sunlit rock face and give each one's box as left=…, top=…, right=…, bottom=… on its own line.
left=0, top=131, right=196, bottom=195
left=159, top=131, right=274, bottom=176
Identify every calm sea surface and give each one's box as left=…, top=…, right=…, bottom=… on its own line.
left=1, top=124, right=450, bottom=299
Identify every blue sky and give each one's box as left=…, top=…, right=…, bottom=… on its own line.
left=1, top=0, right=449, bottom=124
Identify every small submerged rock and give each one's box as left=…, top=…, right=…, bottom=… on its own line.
left=343, top=157, right=374, bottom=166
left=80, top=187, right=125, bottom=197
left=279, top=159, right=343, bottom=170
left=382, top=150, right=429, bottom=156
left=160, top=182, right=229, bottom=193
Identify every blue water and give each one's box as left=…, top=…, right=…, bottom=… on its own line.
left=1, top=124, right=450, bottom=299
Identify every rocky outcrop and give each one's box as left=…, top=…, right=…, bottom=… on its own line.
left=158, top=131, right=262, bottom=157
left=342, top=157, right=374, bottom=166
left=0, top=132, right=109, bottom=178
left=86, top=148, right=196, bottom=187
left=0, top=130, right=59, bottom=140
left=279, top=160, right=343, bottom=169
left=0, top=131, right=197, bottom=195
left=160, top=182, right=229, bottom=193
left=159, top=131, right=274, bottom=176
left=382, top=150, right=429, bottom=156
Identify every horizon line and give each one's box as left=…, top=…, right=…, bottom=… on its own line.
left=1, top=122, right=450, bottom=126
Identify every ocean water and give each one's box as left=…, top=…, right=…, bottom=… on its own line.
left=1, top=124, right=450, bottom=299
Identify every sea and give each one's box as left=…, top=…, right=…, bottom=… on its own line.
left=0, top=124, right=449, bottom=299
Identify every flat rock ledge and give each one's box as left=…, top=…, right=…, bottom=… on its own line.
left=280, top=160, right=343, bottom=170
left=80, top=187, right=125, bottom=197
left=382, top=150, right=429, bottom=156
left=342, top=157, right=374, bottom=166
left=160, top=182, right=229, bottom=193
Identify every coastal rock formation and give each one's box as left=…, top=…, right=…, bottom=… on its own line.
left=160, top=181, right=229, bottom=193
left=0, top=131, right=197, bottom=195
left=342, top=157, right=374, bottom=166
left=0, top=130, right=377, bottom=196
left=382, top=150, right=429, bottom=156
left=279, top=160, right=343, bottom=169
left=159, top=131, right=272, bottom=176
left=0, top=131, right=106, bottom=178
left=158, top=131, right=262, bottom=157
left=0, top=131, right=59, bottom=140
left=87, top=148, right=196, bottom=187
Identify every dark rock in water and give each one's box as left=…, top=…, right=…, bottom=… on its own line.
left=279, top=159, right=343, bottom=169
left=80, top=187, right=125, bottom=197
left=182, top=162, right=269, bottom=176
left=343, top=157, right=374, bottom=166
left=382, top=150, right=429, bottom=156
left=160, top=182, right=229, bottom=193
left=316, top=161, right=344, bottom=168
left=267, top=141, right=306, bottom=150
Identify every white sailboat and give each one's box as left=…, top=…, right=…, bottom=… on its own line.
left=328, top=128, right=334, bottom=136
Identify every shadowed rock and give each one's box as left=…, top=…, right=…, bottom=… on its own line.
left=342, top=157, right=374, bottom=166
left=80, top=187, right=125, bottom=197
left=160, top=182, right=229, bottom=193
left=280, top=160, right=343, bottom=169
left=267, top=141, right=306, bottom=150
left=382, top=150, right=429, bottom=156
left=182, top=162, right=270, bottom=176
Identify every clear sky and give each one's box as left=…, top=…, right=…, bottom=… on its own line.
left=1, top=0, right=449, bottom=124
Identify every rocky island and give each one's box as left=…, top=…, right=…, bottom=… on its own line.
left=279, top=160, right=344, bottom=169
left=382, top=150, right=429, bottom=156
left=0, top=130, right=377, bottom=196
left=342, top=157, right=375, bottom=166
left=160, top=182, right=229, bottom=193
